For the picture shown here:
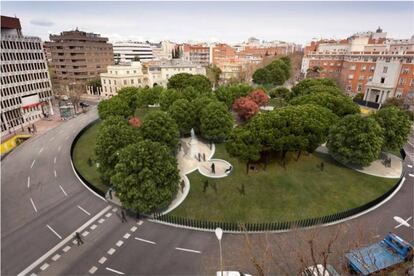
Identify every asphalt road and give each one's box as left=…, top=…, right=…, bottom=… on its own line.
left=2, top=108, right=413, bottom=276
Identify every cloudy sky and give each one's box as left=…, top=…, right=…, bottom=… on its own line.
left=2, top=1, right=413, bottom=45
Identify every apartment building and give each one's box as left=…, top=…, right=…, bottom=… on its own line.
left=181, top=44, right=211, bottom=66
left=302, top=28, right=414, bottom=106
left=113, top=41, right=154, bottom=63
left=47, top=29, right=113, bottom=87
left=1, top=15, right=54, bottom=135
left=152, top=40, right=176, bottom=60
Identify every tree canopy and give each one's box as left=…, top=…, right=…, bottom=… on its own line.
left=98, top=96, right=134, bottom=120
left=159, top=88, right=183, bottom=111
left=233, top=96, right=260, bottom=121
left=290, top=78, right=337, bottom=99
left=249, top=89, right=269, bottom=107
left=374, top=106, right=411, bottom=151
left=111, top=140, right=179, bottom=213
left=252, top=58, right=291, bottom=86
left=327, top=114, right=384, bottom=166
left=168, top=99, right=196, bottom=136
left=141, top=111, right=180, bottom=151
left=214, top=84, right=253, bottom=108
left=167, top=73, right=212, bottom=95
left=200, top=102, right=234, bottom=142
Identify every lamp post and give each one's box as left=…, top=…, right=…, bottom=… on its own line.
left=215, top=227, right=223, bottom=276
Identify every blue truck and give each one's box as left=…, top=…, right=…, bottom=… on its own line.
left=345, top=232, right=413, bottom=275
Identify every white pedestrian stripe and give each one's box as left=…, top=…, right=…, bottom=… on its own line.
left=123, top=233, right=130, bottom=239
left=107, top=248, right=116, bottom=255
left=59, top=185, right=68, bottom=196
left=175, top=247, right=202, bottom=254
left=30, top=159, right=36, bottom=169
left=77, top=205, right=91, bottom=216
left=116, top=240, right=124, bottom=247
left=105, top=213, right=112, bottom=218
left=39, top=147, right=44, bottom=154
left=40, top=263, right=49, bottom=271
left=89, top=266, right=98, bottom=274
left=54, top=170, right=57, bottom=178
left=408, top=164, right=413, bottom=168
left=29, top=273, right=37, bottom=276
left=30, top=198, right=38, bottom=212
left=409, top=174, right=414, bottom=177
left=46, top=225, right=62, bottom=240
left=105, top=267, right=125, bottom=275
left=112, top=207, right=118, bottom=212
left=54, top=157, right=57, bottom=164
left=98, top=257, right=107, bottom=264
left=98, top=218, right=105, bottom=224
left=58, top=146, right=61, bottom=152
left=51, top=254, right=61, bottom=261
left=82, top=231, right=89, bottom=237
left=130, top=226, right=137, bottom=232
left=62, top=246, right=71, bottom=252
left=134, top=237, right=156, bottom=245
left=27, top=176, right=30, bottom=188
left=90, top=224, right=97, bottom=230
left=137, top=220, right=143, bottom=225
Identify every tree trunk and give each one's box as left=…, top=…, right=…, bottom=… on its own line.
left=296, top=150, right=302, bottom=161
left=246, top=160, right=250, bottom=175
left=282, top=150, right=288, bottom=168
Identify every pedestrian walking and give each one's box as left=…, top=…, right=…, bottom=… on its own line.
left=32, top=123, right=36, bottom=133
left=211, top=163, right=215, bottom=174
left=108, top=187, right=113, bottom=200
left=121, top=209, right=127, bottom=223
left=74, top=232, right=83, bottom=246
left=180, top=180, right=185, bottom=193
left=203, top=153, right=206, bottom=161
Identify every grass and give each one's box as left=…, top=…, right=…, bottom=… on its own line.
left=72, top=107, right=160, bottom=193
left=171, top=143, right=397, bottom=223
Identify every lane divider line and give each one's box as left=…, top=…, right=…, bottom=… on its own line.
left=59, top=185, right=68, bottom=196
left=134, top=237, right=156, bottom=245
left=77, top=205, right=91, bottom=216
left=409, top=174, right=414, bottom=177
left=17, top=205, right=112, bottom=276
left=54, top=157, right=57, bottom=164
left=27, top=176, right=30, bottom=188
left=30, top=159, right=36, bottom=169
left=105, top=267, right=125, bottom=275
left=54, top=170, right=57, bottom=178
left=407, top=164, right=413, bottom=168
left=58, top=146, right=61, bottom=152
left=46, top=224, right=62, bottom=240
left=39, top=147, right=44, bottom=154
left=30, top=198, right=38, bottom=213
left=89, top=266, right=98, bottom=274
left=175, top=247, right=202, bottom=254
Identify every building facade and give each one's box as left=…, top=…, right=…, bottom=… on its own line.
left=46, top=29, right=113, bottom=87
left=1, top=15, right=54, bottom=135
left=302, top=28, right=414, bottom=106
left=113, top=41, right=154, bottom=63
left=181, top=44, right=211, bottom=66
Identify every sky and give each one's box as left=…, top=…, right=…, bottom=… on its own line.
left=2, top=1, right=414, bottom=45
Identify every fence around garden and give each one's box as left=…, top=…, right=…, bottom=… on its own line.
left=152, top=176, right=402, bottom=232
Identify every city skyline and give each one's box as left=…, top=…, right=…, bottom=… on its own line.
left=2, top=1, right=414, bottom=44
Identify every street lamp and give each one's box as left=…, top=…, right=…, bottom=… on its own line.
left=215, top=227, right=223, bottom=276
left=394, top=216, right=414, bottom=229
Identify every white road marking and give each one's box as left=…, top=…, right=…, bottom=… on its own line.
left=46, top=225, right=62, bottom=240
left=408, top=164, right=413, bottom=168
left=39, top=147, right=44, bottom=153
left=134, top=237, right=156, bottom=245
left=51, top=254, right=61, bottom=261
left=30, top=159, right=36, bottom=168
left=27, top=176, right=30, bottom=188
left=137, top=220, right=143, bottom=225
left=49, top=137, right=55, bottom=141
left=58, top=146, right=61, bottom=152
left=54, top=170, right=57, bottom=178
left=62, top=246, right=71, bottom=252
left=130, top=226, right=137, bottom=232
left=89, top=266, right=98, bottom=274
left=82, top=231, right=89, bottom=237
left=29, top=273, right=37, bottom=276
left=40, top=263, right=49, bottom=271
left=105, top=213, right=112, bottom=218
left=107, top=248, right=116, bottom=255
left=30, top=198, right=38, bottom=212
left=54, top=157, right=57, bottom=164
left=116, top=240, right=124, bottom=247
left=123, top=233, right=130, bottom=239
left=77, top=205, right=91, bottom=216
left=59, top=185, right=68, bottom=196
left=112, top=207, right=118, bottom=212
left=175, top=247, right=202, bottom=254
left=17, top=205, right=112, bottom=276
left=98, top=218, right=105, bottom=224
left=105, top=267, right=125, bottom=275
left=90, top=224, right=97, bottom=230
left=98, top=257, right=107, bottom=264
left=409, top=174, right=414, bottom=177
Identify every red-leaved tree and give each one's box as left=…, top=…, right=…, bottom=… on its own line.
left=233, top=96, right=260, bottom=120
left=249, top=89, right=269, bottom=107
left=128, top=116, right=142, bottom=128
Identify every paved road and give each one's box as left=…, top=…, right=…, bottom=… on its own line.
left=2, top=108, right=413, bottom=275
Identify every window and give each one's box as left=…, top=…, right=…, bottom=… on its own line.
left=357, top=84, right=362, bottom=92
left=400, top=78, right=405, bottom=85
left=411, top=79, right=414, bottom=87
left=358, top=75, right=364, bottom=80
left=402, top=68, right=409, bottom=74
left=381, top=77, right=385, bottom=84
left=361, top=65, right=366, bottom=71
left=346, top=85, right=351, bottom=91
left=396, top=90, right=402, bottom=98
left=348, top=74, right=354, bottom=80
left=123, top=80, right=127, bottom=85
left=370, top=66, right=375, bottom=72
left=126, top=71, right=129, bottom=74
left=383, top=66, right=388, bottom=73
left=131, top=79, right=134, bottom=84
left=385, top=57, right=391, bottom=62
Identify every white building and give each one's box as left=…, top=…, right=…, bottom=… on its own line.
left=113, top=41, right=154, bottom=64
left=152, top=40, right=176, bottom=60
left=100, top=62, right=149, bottom=98
left=1, top=16, right=54, bottom=135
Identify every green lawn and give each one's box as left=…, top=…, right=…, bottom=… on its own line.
left=72, top=122, right=107, bottom=193
left=171, top=144, right=397, bottom=222
left=72, top=107, right=161, bottom=193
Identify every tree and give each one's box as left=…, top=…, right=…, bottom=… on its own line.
left=159, top=88, right=183, bottom=111
left=252, top=58, right=290, bottom=86
left=200, top=102, right=234, bottom=142
left=191, top=95, right=217, bottom=133
left=214, top=84, right=253, bottom=109
left=128, top=116, right=142, bottom=128
left=291, top=78, right=337, bottom=99
left=117, top=87, right=140, bottom=110
left=111, top=140, right=179, bottom=213
left=168, top=99, right=196, bottom=136
left=233, top=96, right=260, bottom=121
left=226, top=127, right=261, bottom=174
left=206, top=64, right=222, bottom=88
left=182, top=86, right=199, bottom=101
left=95, top=116, right=141, bottom=183
left=290, top=92, right=360, bottom=117
left=269, top=87, right=291, bottom=99
left=374, top=106, right=411, bottom=151
left=98, top=96, right=134, bottom=120
left=249, top=89, right=269, bottom=107
left=167, top=73, right=212, bottom=95
left=252, top=68, right=272, bottom=85
left=327, top=114, right=384, bottom=166
left=138, top=86, right=163, bottom=106
left=141, top=111, right=180, bottom=151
